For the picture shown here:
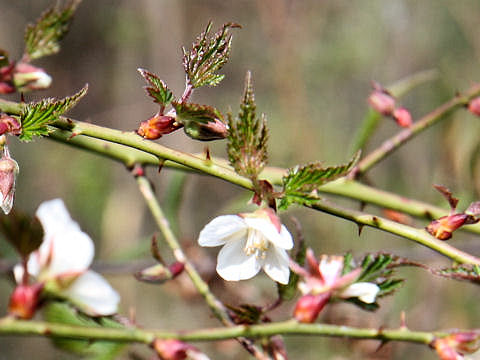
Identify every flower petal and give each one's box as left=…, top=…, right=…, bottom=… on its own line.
left=198, top=215, right=247, bottom=247
left=61, top=270, right=120, bottom=316
left=340, top=282, right=380, bottom=304
left=36, top=199, right=80, bottom=236
left=244, top=218, right=293, bottom=250
left=263, top=246, right=290, bottom=284
left=216, top=239, right=261, bottom=281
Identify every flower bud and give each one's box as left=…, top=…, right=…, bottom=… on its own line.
left=0, top=114, right=21, bottom=136
left=182, top=118, right=228, bottom=141
left=0, top=82, right=15, bottom=94
left=468, top=97, right=480, bottom=117
left=12, top=63, right=52, bottom=92
left=137, top=113, right=181, bottom=140
left=8, top=283, right=44, bottom=319
left=426, top=213, right=469, bottom=240
left=433, top=332, right=480, bottom=360
left=392, top=107, right=413, bottom=128
left=293, top=293, right=330, bottom=323
left=0, top=146, right=19, bottom=214
left=368, top=90, right=395, bottom=116
left=153, top=339, right=210, bottom=360
left=135, top=261, right=184, bottom=284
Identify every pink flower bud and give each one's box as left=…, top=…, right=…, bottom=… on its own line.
left=0, top=146, right=19, bottom=214
left=137, top=113, right=182, bottom=140
left=8, top=283, right=44, bottom=319
left=468, top=97, right=480, bottom=117
left=392, top=107, right=413, bottom=128
left=0, top=82, right=15, bottom=94
left=368, top=91, right=396, bottom=116
left=293, top=293, right=330, bottom=323
left=0, top=114, right=21, bottom=136
left=153, top=339, right=209, bottom=360
left=426, top=213, right=469, bottom=240
left=12, top=63, right=52, bottom=92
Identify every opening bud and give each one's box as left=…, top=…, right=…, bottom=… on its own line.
left=12, top=63, right=52, bottom=92
left=0, top=146, right=19, bottom=214
left=293, top=293, right=330, bottom=323
left=137, top=113, right=182, bottom=140
left=426, top=213, right=469, bottom=240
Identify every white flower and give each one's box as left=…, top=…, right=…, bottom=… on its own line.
left=339, top=282, right=380, bottom=304
left=198, top=208, right=293, bottom=284
left=14, top=199, right=120, bottom=316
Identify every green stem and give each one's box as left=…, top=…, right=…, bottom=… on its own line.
left=0, top=316, right=445, bottom=345
left=355, top=82, right=480, bottom=175
left=312, top=199, right=480, bottom=264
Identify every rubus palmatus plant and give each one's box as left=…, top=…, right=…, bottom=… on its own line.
left=1, top=1, right=480, bottom=359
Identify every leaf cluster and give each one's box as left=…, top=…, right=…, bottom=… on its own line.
left=20, top=85, right=87, bottom=141
left=227, top=71, right=268, bottom=180
left=278, top=151, right=360, bottom=210
left=344, top=252, right=404, bottom=311
left=23, top=0, right=81, bottom=61
left=183, top=22, right=240, bottom=88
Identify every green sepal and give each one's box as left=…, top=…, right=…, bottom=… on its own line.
left=227, top=71, right=268, bottom=180
left=20, top=84, right=88, bottom=141
left=183, top=21, right=240, bottom=88
left=278, top=151, right=360, bottom=210
left=137, top=68, right=174, bottom=109
left=172, top=101, right=227, bottom=141
left=225, top=304, right=263, bottom=325
left=23, top=0, right=81, bottom=61
left=43, top=301, right=125, bottom=360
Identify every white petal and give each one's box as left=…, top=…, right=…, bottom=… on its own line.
left=263, top=246, right=290, bottom=284
left=46, top=226, right=94, bottom=277
left=198, top=215, right=247, bottom=247
left=36, top=199, right=80, bottom=236
left=340, top=282, right=380, bottom=304
left=62, top=270, right=120, bottom=316
left=216, top=239, right=261, bottom=281
left=244, top=218, right=293, bottom=250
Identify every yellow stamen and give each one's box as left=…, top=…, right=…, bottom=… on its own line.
left=244, top=228, right=269, bottom=259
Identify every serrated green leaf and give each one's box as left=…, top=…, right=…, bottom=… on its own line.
left=20, top=84, right=87, bottom=141
left=227, top=71, right=268, bottom=180
left=23, top=0, right=81, bottom=61
left=137, top=68, right=174, bottom=109
left=278, top=151, right=360, bottom=210
left=173, top=101, right=227, bottom=141
left=183, top=21, right=240, bottom=88
left=44, top=302, right=125, bottom=360
left=278, top=237, right=306, bottom=301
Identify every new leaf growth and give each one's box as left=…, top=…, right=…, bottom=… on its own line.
left=23, top=0, right=82, bottom=61
left=227, top=71, right=268, bottom=181
left=137, top=68, right=174, bottom=113
left=278, top=151, right=360, bottom=210
left=183, top=22, right=240, bottom=89
left=20, top=85, right=88, bottom=141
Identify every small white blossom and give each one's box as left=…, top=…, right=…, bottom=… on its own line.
left=198, top=208, right=293, bottom=284
left=14, top=199, right=120, bottom=316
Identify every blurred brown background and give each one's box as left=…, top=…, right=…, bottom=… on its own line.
left=2, top=1, right=480, bottom=359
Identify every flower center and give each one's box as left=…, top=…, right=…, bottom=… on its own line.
left=244, top=228, right=269, bottom=259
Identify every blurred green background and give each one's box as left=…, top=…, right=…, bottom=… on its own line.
left=2, top=0, right=480, bottom=359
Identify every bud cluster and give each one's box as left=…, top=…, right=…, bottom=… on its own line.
left=368, top=82, right=412, bottom=128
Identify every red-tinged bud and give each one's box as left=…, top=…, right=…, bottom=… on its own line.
left=293, top=293, right=330, bottom=323
left=8, top=283, right=44, bottom=319
left=468, top=97, right=480, bottom=117
left=0, top=82, right=15, bottom=94
left=0, top=146, right=19, bottom=214
left=368, top=91, right=396, bottom=116
left=382, top=209, right=412, bottom=225
left=135, top=261, right=184, bottom=284
left=433, top=332, right=480, bottom=360
left=183, top=118, right=228, bottom=141
left=0, top=114, right=21, bottom=136
left=153, top=339, right=209, bottom=360
left=393, top=107, right=413, bottom=128
left=137, top=113, right=182, bottom=140
left=12, top=63, right=52, bottom=92
left=426, top=213, right=469, bottom=240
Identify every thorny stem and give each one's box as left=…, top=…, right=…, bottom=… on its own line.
left=355, top=82, right=480, bottom=176
left=135, top=174, right=269, bottom=360
left=0, top=316, right=450, bottom=346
